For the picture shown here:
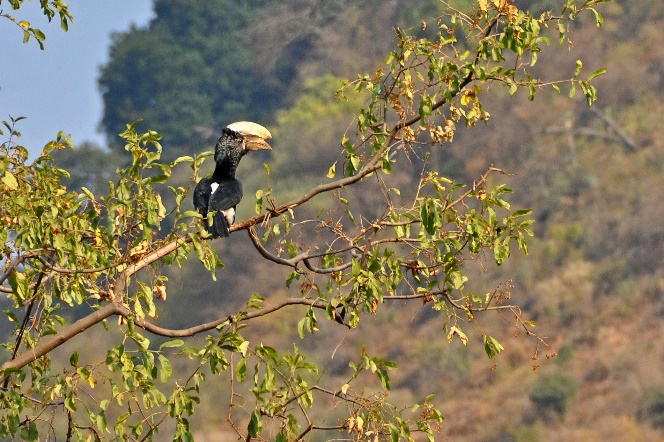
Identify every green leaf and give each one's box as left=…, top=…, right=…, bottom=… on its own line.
left=508, top=82, right=518, bottom=95
left=248, top=410, right=263, bottom=437
left=2, top=171, right=18, bottom=190
left=33, top=28, right=45, bottom=42
left=377, top=368, right=391, bottom=390
left=528, top=84, right=536, bottom=101
left=18, top=421, right=38, bottom=441
left=589, top=7, right=603, bottom=27
left=171, top=155, right=194, bottom=166
left=80, top=186, right=95, bottom=200
left=286, top=271, right=300, bottom=288
left=8, top=271, right=29, bottom=303
left=297, top=317, right=307, bottom=339
left=349, top=154, right=360, bottom=172
left=96, top=411, right=108, bottom=433
left=158, top=354, right=173, bottom=383
left=159, top=339, right=185, bottom=350
left=179, top=210, right=202, bottom=219
left=238, top=340, right=250, bottom=357
left=65, top=392, right=77, bottom=412
left=483, top=335, right=504, bottom=358
left=512, top=209, right=532, bottom=218
left=247, top=292, right=264, bottom=310
left=573, top=60, right=582, bottom=78
left=588, top=67, right=606, bottom=81
left=236, top=357, right=247, bottom=382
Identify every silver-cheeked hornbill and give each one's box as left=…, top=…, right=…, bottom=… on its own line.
left=193, top=121, right=272, bottom=238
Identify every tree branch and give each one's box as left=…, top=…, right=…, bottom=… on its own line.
left=118, top=298, right=328, bottom=338
left=589, top=106, right=638, bottom=151
left=0, top=252, right=38, bottom=286
left=36, top=255, right=122, bottom=275
left=247, top=227, right=301, bottom=268
left=0, top=303, right=118, bottom=379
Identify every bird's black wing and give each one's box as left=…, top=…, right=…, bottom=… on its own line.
left=209, top=178, right=243, bottom=212
left=193, top=178, right=213, bottom=218
left=206, top=178, right=243, bottom=238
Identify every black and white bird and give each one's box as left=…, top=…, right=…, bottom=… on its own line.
left=193, top=121, right=272, bottom=238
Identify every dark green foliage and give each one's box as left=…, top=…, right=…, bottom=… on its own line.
left=529, top=373, right=577, bottom=415
left=98, top=0, right=280, bottom=153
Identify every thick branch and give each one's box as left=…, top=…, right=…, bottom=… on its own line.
left=113, top=237, right=190, bottom=301
left=232, top=158, right=388, bottom=233
left=0, top=303, right=118, bottom=378
left=302, top=258, right=352, bottom=274
left=247, top=227, right=301, bottom=268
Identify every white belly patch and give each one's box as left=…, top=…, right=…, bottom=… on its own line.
left=222, top=208, right=235, bottom=226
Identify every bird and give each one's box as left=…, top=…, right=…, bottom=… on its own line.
left=193, top=121, right=272, bottom=238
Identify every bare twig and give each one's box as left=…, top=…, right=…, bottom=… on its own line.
left=118, top=297, right=328, bottom=338
left=0, top=252, right=38, bottom=286
left=36, top=255, right=122, bottom=275
left=589, top=106, right=638, bottom=151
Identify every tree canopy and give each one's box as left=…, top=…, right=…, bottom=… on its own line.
left=98, top=0, right=281, bottom=152
left=0, top=0, right=613, bottom=440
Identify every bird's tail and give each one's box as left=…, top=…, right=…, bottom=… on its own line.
left=206, top=210, right=231, bottom=238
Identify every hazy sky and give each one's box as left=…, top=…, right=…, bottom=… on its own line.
left=0, top=1, right=154, bottom=157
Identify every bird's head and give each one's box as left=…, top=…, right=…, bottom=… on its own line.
left=226, top=121, right=272, bottom=152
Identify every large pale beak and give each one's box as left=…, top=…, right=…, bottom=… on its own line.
left=226, top=121, right=272, bottom=150
left=243, top=135, right=272, bottom=151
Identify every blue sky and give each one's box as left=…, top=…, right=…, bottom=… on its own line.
left=0, top=1, right=154, bottom=157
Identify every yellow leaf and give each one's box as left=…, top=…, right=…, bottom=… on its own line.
left=154, top=283, right=167, bottom=300
left=460, top=91, right=473, bottom=106
left=2, top=172, right=18, bottom=190
left=327, top=161, right=337, bottom=179
left=356, top=415, right=364, bottom=431
left=448, top=325, right=468, bottom=346
left=478, top=0, right=488, bottom=12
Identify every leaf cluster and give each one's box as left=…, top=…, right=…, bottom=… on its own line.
left=0, top=0, right=72, bottom=49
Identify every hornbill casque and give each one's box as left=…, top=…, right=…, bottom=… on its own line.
left=193, top=121, right=272, bottom=238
